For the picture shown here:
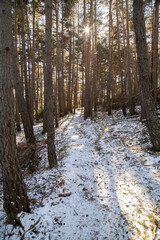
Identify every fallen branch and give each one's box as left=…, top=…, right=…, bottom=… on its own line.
left=58, top=192, right=71, bottom=197
left=20, top=217, right=41, bottom=240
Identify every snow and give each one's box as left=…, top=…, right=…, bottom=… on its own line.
left=0, top=108, right=160, bottom=239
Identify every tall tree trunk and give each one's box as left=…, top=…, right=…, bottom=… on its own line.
left=35, top=21, right=40, bottom=122
left=61, top=0, right=65, bottom=116
left=84, top=0, right=91, bottom=120
left=67, top=21, right=72, bottom=113
left=42, top=52, right=47, bottom=134
left=56, top=1, right=62, bottom=117
left=31, top=0, right=36, bottom=122
left=74, top=3, right=80, bottom=114
left=0, top=0, right=30, bottom=224
left=126, top=0, right=135, bottom=115
left=93, top=0, right=98, bottom=113
left=20, top=0, right=33, bottom=125
left=121, top=0, right=127, bottom=97
left=107, top=0, right=113, bottom=116
left=12, top=48, right=35, bottom=144
left=12, top=2, right=35, bottom=144
left=45, top=0, right=57, bottom=167
left=14, top=0, right=21, bottom=131
left=116, top=0, right=126, bottom=115
left=71, top=20, right=75, bottom=114
left=151, top=0, right=159, bottom=105
left=133, top=0, right=160, bottom=151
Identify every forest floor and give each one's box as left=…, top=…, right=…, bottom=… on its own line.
left=0, top=108, right=160, bottom=240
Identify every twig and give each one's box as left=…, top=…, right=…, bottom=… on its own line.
left=20, top=217, right=40, bottom=240
left=98, top=177, right=106, bottom=186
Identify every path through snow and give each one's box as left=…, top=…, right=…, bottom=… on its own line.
left=0, top=109, right=160, bottom=240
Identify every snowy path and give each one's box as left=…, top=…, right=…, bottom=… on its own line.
left=0, top=110, right=160, bottom=240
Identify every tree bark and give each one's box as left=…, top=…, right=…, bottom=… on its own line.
left=45, top=0, right=57, bottom=167
left=0, top=0, right=30, bottom=223
left=116, top=0, right=126, bottom=116
left=107, top=0, right=113, bottom=116
left=151, top=0, right=159, bottom=104
left=20, top=0, right=33, bottom=125
left=31, top=0, right=36, bottom=121
left=67, top=21, right=72, bottom=113
left=133, top=0, right=160, bottom=151
left=84, top=0, right=91, bottom=120
left=61, top=0, right=65, bottom=116
left=126, top=0, right=135, bottom=115
left=14, top=0, right=21, bottom=131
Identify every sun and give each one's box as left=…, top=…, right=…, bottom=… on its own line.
left=84, top=26, right=90, bottom=34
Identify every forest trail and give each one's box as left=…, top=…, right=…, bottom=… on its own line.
left=1, top=109, right=160, bottom=240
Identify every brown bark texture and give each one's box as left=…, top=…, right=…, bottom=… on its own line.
left=0, top=0, right=30, bottom=223
left=45, top=0, right=57, bottom=167
left=133, top=0, right=160, bottom=151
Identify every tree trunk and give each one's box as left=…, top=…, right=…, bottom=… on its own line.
left=93, top=0, right=98, bottom=113
left=61, top=0, right=65, bottom=116
left=20, top=0, right=33, bottom=125
left=56, top=1, right=62, bottom=117
left=133, top=0, right=160, bottom=151
left=12, top=4, right=35, bottom=144
left=31, top=0, right=36, bottom=121
left=71, top=20, right=75, bottom=114
left=84, top=0, right=91, bottom=120
left=0, top=0, right=30, bottom=224
left=14, top=0, right=21, bottom=131
left=126, top=0, right=135, bottom=115
left=151, top=0, right=159, bottom=105
left=107, top=0, right=113, bottom=116
left=67, top=21, right=72, bottom=113
left=12, top=48, right=36, bottom=144
left=116, top=0, right=126, bottom=115
left=74, top=3, right=79, bottom=114
left=121, top=0, right=127, bottom=97
left=45, top=0, right=57, bottom=167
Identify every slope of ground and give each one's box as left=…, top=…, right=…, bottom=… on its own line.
left=0, top=109, right=160, bottom=240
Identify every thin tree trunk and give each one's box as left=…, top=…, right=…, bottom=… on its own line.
left=12, top=48, right=35, bottom=144
left=126, top=0, right=135, bottom=115
left=67, top=21, right=72, bottom=113
left=107, top=0, right=113, bottom=116
left=151, top=0, right=159, bottom=105
left=71, top=20, right=75, bottom=114
left=14, top=0, right=21, bottom=131
left=20, top=0, right=33, bottom=125
left=116, top=0, right=126, bottom=115
left=61, top=0, right=65, bottom=116
left=121, top=0, right=127, bottom=96
left=56, top=1, right=62, bottom=117
left=32, top=0, right=36, bottom=121
left=12, top=3, right=35, bottom=144
left=74, top=3, right=80, bottom=114
left=93, top=0, right=98, bottom=113
left=84, top=0, right=91, bottom=120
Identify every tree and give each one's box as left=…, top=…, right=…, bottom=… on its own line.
left=84, top=0, right=91, bottom=120
left=107, top=0, right=113, bottom=116
left=0, top=0, right=30, bottom=223
left=126, top=0, right=135, bottom=115
left=20, top=0, right=33, bottom=125
left=44, top=0, right=57, bottom=167
left=151, top=0, right=159, bottom=104
left=116, top=0, right=126, bottom=115
left=133, top=0, right=160, bottom=151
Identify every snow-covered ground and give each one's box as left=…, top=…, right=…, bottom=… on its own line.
left=0, top=109, right=160, bottom=239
